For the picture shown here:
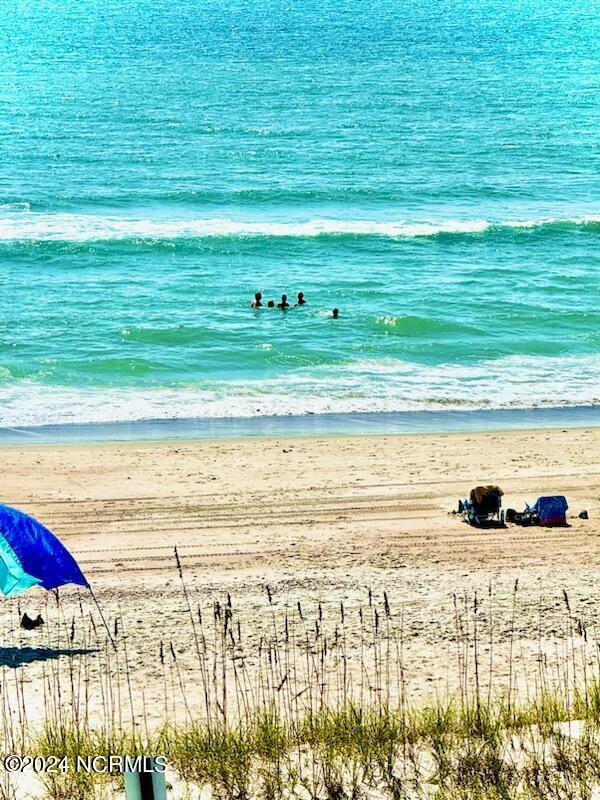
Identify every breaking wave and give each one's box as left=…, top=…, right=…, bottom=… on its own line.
left=0, top=212, right=598, bottom=243
left=1, top=355, right=598, bottom=427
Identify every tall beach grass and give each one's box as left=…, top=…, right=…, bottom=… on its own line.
left=2, top=555, right=600, bottom=798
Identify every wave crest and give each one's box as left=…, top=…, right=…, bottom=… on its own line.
left=373, top=315, right=482, bottom=337
left=1, top=355, right=599, bottom=427
left=0, top=213, right=598, bottom=243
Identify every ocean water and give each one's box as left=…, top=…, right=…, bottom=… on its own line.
left=1, top=0, right=599, bottom=427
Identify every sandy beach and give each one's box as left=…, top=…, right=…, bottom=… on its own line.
left=1, top=426, right=598, bottom=723
left=5, top=0, right=598, bottom=793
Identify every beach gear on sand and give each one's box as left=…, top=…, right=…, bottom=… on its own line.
left=505, top=508, right=535, bottom=526
left=0, top=503, right=88, bottom=598
left=0, top=502, right=115, bottom=645
left=459, top=485, right=506, bottom=528
left=21, top=612, right=44, bottom=630
left=530, top=496, right=569, bottom=526
left=506, top=496, right=569, bottom=527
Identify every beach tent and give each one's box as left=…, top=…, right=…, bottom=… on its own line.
left=0, top=502, right=88, bottom=598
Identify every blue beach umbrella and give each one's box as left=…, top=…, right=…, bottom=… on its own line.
left=0, top=503, right=115, bottom=647
left=0, top=502, right=88, bottom=598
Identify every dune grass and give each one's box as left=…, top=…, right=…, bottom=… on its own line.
left=26, top=692, right=600, bottom=799
left=2, top=557, right=600, bottom=798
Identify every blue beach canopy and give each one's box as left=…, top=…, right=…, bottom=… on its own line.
left=0, top=503, right=88, bottom=598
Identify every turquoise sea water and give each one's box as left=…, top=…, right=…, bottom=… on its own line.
left=1, top=0, right=599, bottom=427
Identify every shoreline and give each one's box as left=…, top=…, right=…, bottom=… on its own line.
left=1, top=403, right=599, bottom=446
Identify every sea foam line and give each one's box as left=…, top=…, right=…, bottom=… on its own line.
left=1, top=354, right=598, bottom=427
left=0, top=213, right=598, bottom=242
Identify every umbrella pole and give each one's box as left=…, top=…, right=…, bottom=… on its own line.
left=88, top=585, right=117, bottom=650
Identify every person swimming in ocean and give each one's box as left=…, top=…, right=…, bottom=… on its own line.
left=251, top=292, right=262, bottom=308
left=296, top=292, right=306, bottom=306
left=332, top=308, right=339, bottom=318
left=267, top=300, right=275, bottom=307
left=277, top=294, right=290, bottom=309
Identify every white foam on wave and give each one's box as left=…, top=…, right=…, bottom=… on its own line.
left=0, top=354, right=598, bottom=427
left=0, top=202, right=31, bottom=212
left=0, top=212, right=598, bottom=242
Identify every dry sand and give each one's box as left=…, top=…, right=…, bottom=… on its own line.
left=1, top=426, right=599, bottom=724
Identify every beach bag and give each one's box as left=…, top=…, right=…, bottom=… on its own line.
left=506, top=508, right=535, bottom=526
left=533, top=496, right=568, bottom=526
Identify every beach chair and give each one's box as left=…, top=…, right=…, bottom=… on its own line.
left=459, top=485, right=506, bottom=528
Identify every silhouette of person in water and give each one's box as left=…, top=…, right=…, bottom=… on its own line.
left=296, top=292, right=306, bottom=306
left=277, top=294, right=290, bottom=310
left=267, top=300, right=275, bottom=308
left=332, top=308, right=339, bottom=318
left=251, top=292, right=263, bottom=308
